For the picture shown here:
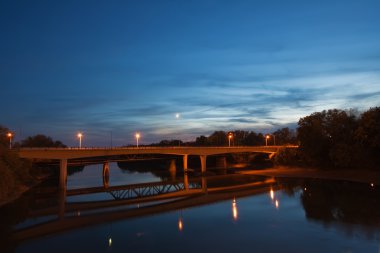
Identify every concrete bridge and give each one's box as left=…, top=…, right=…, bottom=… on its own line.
left=18, top=146, right=295, bottom=189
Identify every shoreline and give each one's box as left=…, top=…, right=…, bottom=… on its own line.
left=0, top=175, right=49, bottom=207
left=0, top=185, right=30, bottom=207
left=240, top=166, right=380, bottom=185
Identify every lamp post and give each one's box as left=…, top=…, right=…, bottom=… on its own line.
left=77, top=133, right=83, bottom=148
left=7, top=132, right=12, bottom=149
left=175, top=113, right=181, bottom=146
left=265, top=135, right=270, bottom=146
left=135, top=132, right=140, bottom=147
left=265, top=134, right=276, bottom=146
left=228, top=132, right=233, bottom=147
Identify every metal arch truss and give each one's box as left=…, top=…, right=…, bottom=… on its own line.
left=107, top=182, right=201, bottom=200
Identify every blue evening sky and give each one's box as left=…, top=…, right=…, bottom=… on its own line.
left=1, top=0, right=380, bottom=146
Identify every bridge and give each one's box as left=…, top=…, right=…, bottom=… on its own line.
left=18, top=146, right=296, bottom=189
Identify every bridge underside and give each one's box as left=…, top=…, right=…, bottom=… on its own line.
left=18, top=146, right=293, bottom=190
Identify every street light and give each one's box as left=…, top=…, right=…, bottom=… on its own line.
left=265, top=135, right=270, bottom=146
left=7, top=132, right=12, bottom=149
left=77, top=132, right=83, bottom=148
left=135, top=132, right=140, bottom=147
left=265, top=134, right=276, bottom=146
left=175, top=113, right=181, bottom=146
left=228, top=132, right=233, bottom=147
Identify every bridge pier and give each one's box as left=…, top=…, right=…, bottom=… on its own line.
left=103, top=161, right=110, bottom=188
left=59, top=159, right=68, bottom=191
left=201, top=176, right=207, bottom=192
left=200, top=155, right=207, bottom=174
left=184, top=173, right=189, bottom=191
left=58, top=187, right=66, bottom=219
left=183, top=155, right=188, bottom=172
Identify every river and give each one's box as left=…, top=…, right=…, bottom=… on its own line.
left=1, top=161, right=379, bottom=253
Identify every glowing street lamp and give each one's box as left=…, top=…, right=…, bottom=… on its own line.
left=7, top=132, right=13, bottom=149
left=228, top=132, right=233, bottom=147
left=265, top=134, right=276, bottom=146
left=265, top=135, right=270, bottom=146
left=77, top=133, right=83, bottom=148
left=135, top=132, right=140, bottom=147
left=175, top=113, right=181, bottom=146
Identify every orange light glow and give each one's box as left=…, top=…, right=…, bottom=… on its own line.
left=178, top=218, right=183, bottom=231
left=270, top=189, right=274, bottom=200
left=77, top=133, right=83, bottom=138
left=232, top=198, right=238, bottom=221
left=135, top=133, right=140, bottom=139
left=275, top=200, right=279, bottom=209
left=7, top=132, right=12, bottom=138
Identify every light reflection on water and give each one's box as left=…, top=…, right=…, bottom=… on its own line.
left=1, top=162, right=380, bottom=253
left=16, top=187, right=379, bottom=253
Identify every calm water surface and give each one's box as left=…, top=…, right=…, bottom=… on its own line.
left=1, top=162, right=379, bottom=253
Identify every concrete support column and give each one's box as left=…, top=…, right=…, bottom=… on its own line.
left=183, top=173, right=189, bottom=191
left=183, top=155, right=188, bottom=172
left=200, top=155, right=207, bottom=174
left=59, top=159, right=68, bottom=191
left=58, top=187, right=66, bottom=219
left=201, top=176, right=207, bottom=192
left=103, top=161, right=110, bottom=188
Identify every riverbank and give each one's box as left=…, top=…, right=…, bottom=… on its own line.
left=0, top=174, right=49, bottom=207
left=240, top=166, right=380, bottom=185
left=0, top=185, right=29, bottom=207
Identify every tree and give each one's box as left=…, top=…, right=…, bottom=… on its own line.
left=297, top=111, right=331, bottom=166
left=0, top=125, right=11, bottom=148
left=232, top=130, right=249, bottom=146
left=20, top=134, right=66, bottom=148
left=195, top=135, right=208, bottom=146
left=0, top=125, right=33, bottom=203
left=356, top=107, right=380, bottom=167
left=272, top=127, right=297, bottom=145
left=297, top=109, right=375, bottom=169
left=207, top=131, right=227, bottom=146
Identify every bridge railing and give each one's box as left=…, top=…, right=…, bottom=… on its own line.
left=18, top=145, right=298, bottom=150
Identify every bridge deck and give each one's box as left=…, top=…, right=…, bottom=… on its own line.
left=18, top=146, right=296, bottom=160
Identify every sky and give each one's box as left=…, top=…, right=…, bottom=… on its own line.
left=1, top=0, right=380, bottom=146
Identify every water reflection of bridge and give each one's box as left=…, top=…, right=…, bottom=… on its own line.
left=13, top=175, right=277, bottom=242
left=67, top=178, right=203, bottom=200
